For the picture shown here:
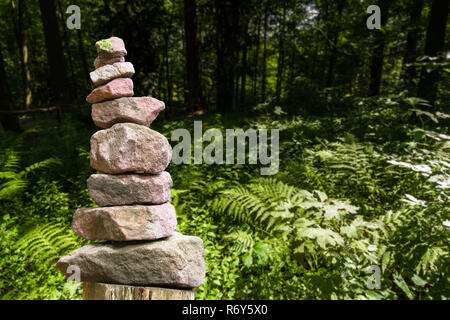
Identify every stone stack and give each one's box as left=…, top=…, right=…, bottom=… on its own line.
left=56, top=37, right=205, bottom=299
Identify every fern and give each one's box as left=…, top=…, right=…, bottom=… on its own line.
left=224, top=227, right=255, bottom=253
left=317, top=139, right=372, bottom=176
left=15, top=223, right=80, bottom=270
left=0, top=147, right=61, bottom=201
left=211, top=177, right=383, bottom=270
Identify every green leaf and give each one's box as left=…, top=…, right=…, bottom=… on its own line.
left=243, top=253, right=253, bottom=268
left=393, top=273, right=415, bottom=300
left=411, top=274, right=427, bottom=287
left=313, top=190, right=328, bottom=202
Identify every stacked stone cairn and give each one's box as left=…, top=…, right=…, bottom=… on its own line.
left=56, top=37, right=205, bottom=300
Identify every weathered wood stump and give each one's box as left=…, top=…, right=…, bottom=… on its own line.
left=83, top=282, right=195, bottom=300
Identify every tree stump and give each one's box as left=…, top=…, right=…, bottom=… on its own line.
left=83, top=282, right=195, bottom=300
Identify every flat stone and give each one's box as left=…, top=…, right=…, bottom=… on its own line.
left=90, top=123, right=172, bottom=174
left=72, top=203, right=177, bottom=241
left=92, top=97, right=165, bottom=128
left=87, top=172, right=172, bottom=206
left=56, top=232, right=206, bottom=288
left=90, top=62, right=135, bottom=87
left=94, top=56, right=125, bottom=69
left=95, top=37, right=127, bottom=59
left=86, top=78, right=134, bottom=104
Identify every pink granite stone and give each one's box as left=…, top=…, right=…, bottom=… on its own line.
left=72, top=203, right=177, bottom=241
left=87, top=171, right=172, bottom=206
left=90, top=123, right=172, bottom=174
left=90, top=62, right=135, bottom=87
left=92, top=97, right=165, bottom=128
left=86, top=78, right=134, bottom=104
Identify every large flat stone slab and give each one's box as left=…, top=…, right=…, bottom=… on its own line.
left=90, top=62, right=135, bottom=87
left=90, top=123, right=172, bottom=174
left=86, top=78, right=134, bottom=104
left=56, top=233, right=206, bottom=288
left=87, top=172, right=172, bottom=206
left=92, top=97, right=165, bottom=128
left=72, top=204, right=177, bottom=241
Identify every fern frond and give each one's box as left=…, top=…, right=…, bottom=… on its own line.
left=224, top=229, right=255, bottom=253
left=15, top=223, right=79, bottom=270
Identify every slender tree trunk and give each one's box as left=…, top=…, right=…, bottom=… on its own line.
left=103, top=0, right=114, bottom=36
left=240, top=43, right=247, bottom=105
left=57, top=0, right=79, bottom=106
left=261, top=4, right=269, bottom=101
left=39, top=0, right=71, bottom=108
left=417, top=0, right=449, bottom=105
left=215, top=0, right=239, bottom=114
left=309, top=29, right=319, bottom=80
left=402, top=0, right=424, bottom=91
left=252, top=18, right=261, bottom=99
left=275, top=2, right=287, bottom=103
left=157, top=53, right=164, bottom=101
left=164, top=30, right=172, bottom=119
left=184, top=0, right=205, bottom=112
left=368, top=0, right=390, bottom=96
left=0, top=47, right=20, bottom=132
left=77, top=29, right=91, bottom=86
left=288, top=31, right=296, bottom=85
left=326, top=0, right=345, bottom=88
left=11, top=0, right=33, bottom=110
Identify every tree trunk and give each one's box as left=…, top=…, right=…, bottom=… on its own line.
left=0, top=47, right=20, bottom=132
left=326, top=0, right=346, bottom=88
left=164, top=30, right=172, bottom=119
left=83, top=283, right=195, bottom=300
left=38, top=0, right=71, bottom=109
left=13, top=0, right=33, bottom=110
left=260, top=4, right=269, bottom=101
left=215, top=0, right=239, bottom=114
left=184, top=0, right=205, bottom=112
left=57, top=0, right=79, bottom=106
left=275, top=2, right=287, bottom=103
left=252, top=18, right=261, bottom=99
left=402, top=0, right=424, bottom=91
left=103, top=0, right=114, bottom=36
left=240, top=43, right=247, bottom=105
left=368, top=0, right=390, bottom=97
left=77, top=29, right=91, bottom=87
left=417, top=0, right=449, bottom=105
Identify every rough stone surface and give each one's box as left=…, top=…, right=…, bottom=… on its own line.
left=87, top=172, right=172, bottom=206
left=72, top=203, right=177, bottom=241
left=90, top=62, right=135, bottom=87
left=86, top=78, right=134, bottom=104
left=95, top=37, right=127, bottom=59
left=56, top=232, right=206, bottom=288
left=90, top=123, right=172, bottom=174
left=83, top=282, right=195, bottom=300
left=94, top=56, right=125, bottom=69
left=92, top=97, right=165, bottom=128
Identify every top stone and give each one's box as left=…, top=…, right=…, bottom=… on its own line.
left=95, top=37, right=127, bottom=59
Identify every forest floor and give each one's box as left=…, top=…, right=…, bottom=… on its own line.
left=0, top=96, right=449, bottom=299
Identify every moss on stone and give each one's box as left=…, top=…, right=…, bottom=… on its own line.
left=97, top=39, right=114, bottom=52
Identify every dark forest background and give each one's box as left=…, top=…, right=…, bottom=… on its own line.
left=0, top=0, right=448, bottom=125
left=0, top=0, right=449, bottom=300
